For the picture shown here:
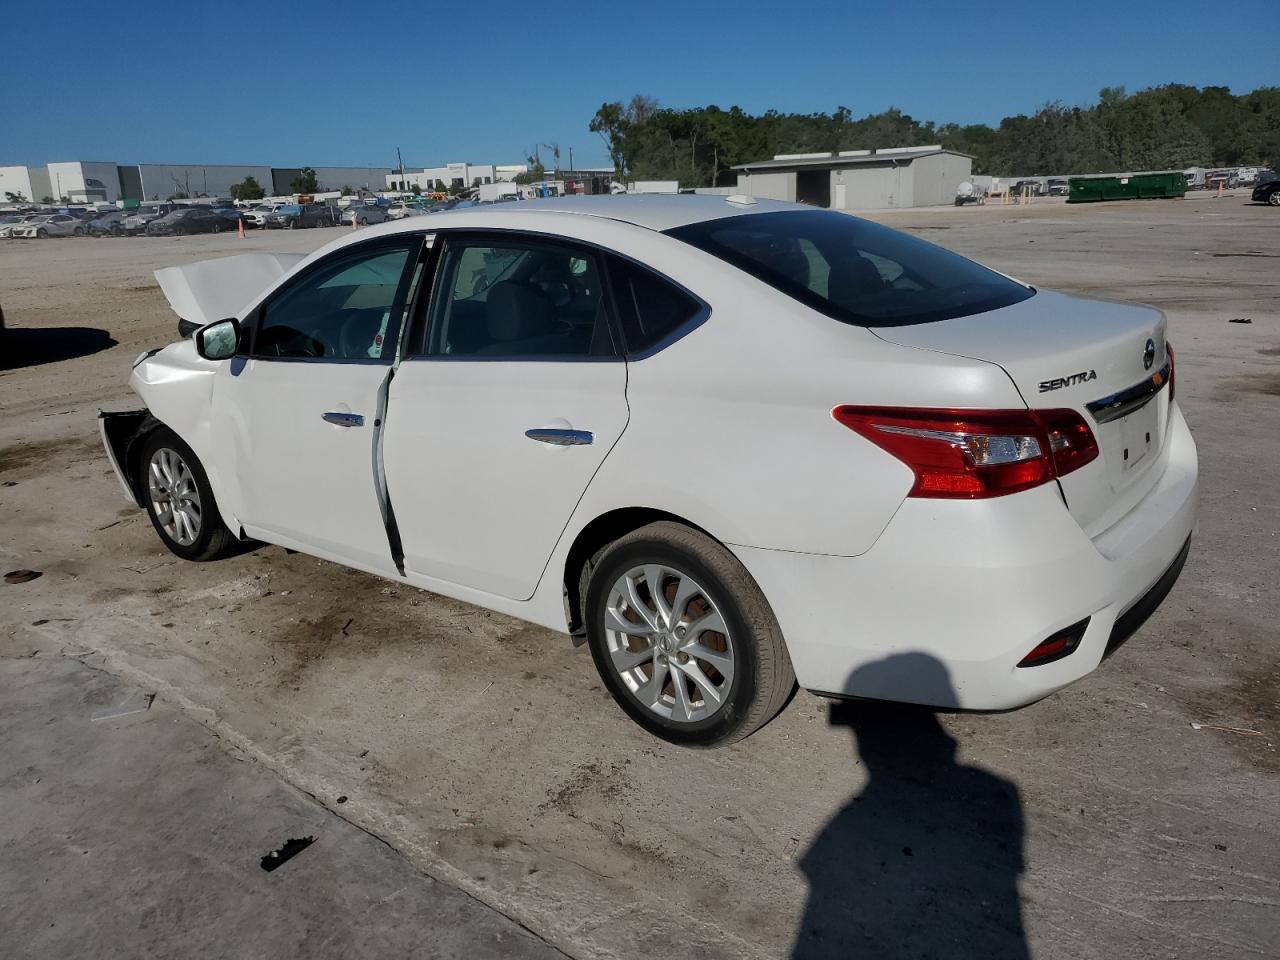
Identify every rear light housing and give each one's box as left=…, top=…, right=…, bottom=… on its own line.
left=832, top=406, right=1099, bottom=499
left=1017, top=617, right=1090, bottom=667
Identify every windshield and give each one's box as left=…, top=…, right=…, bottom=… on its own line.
left=666, top=210, right=1034, bottom=327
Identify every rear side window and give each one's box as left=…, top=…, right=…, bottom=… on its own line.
left=666, top=210, right=1033, bottom=327
left=606, top=257, right=703, bottom=355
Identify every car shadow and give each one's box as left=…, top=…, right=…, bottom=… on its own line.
left=791, top=653, right=1030, bottom=959
left=1, top=326, right=117, bottom=370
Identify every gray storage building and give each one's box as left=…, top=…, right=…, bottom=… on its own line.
left=733, top=146, right=973, bottom=210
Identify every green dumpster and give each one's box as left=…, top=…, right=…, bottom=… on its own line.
left=1067, top=172, right=1186, bottom=203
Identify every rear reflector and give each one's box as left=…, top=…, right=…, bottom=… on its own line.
left=832, top=406, right=1099, bottom=499
left=1017, top=617, right=1090, bottom=667
left=1167, top=342, right=1175, bottom=402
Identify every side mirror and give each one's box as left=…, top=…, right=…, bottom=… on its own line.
left=195, top=318, right=240, bottom=361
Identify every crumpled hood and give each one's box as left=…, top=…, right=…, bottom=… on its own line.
left=153, top=252, right=306, bottom=327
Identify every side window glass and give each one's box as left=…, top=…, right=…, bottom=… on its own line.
left=606, top=257, right=703, bottom=355
left=427, top=239, right=614, bottom=358
left=255, top=245, right=415, bottom=360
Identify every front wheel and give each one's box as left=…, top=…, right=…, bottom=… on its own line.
left=584, top=522, right=795, bottom=746
left=139, top=428, right=240, bottom=562
left=212, top=222, right=222, bottom=233
left=285, top=219, right=296, bottom=229
left=74, top=226, right=85, bottom=236
left=36, top=228, right=47, bottom=239
left=1270, top=192, right=1280, bottom=207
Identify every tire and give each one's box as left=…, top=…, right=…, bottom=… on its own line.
left=139, top=427, right=240, bottom=562
left=212, top=222, right=222, bottom=233
left=285, top=219, right=296, bottom=230
left=584, top=521, right=795, bottom=746
left=36, top=228, right=47, bottom=239
left=1269, top=192, right=1280, bottom=207
left=74, top=226, right=85, bottom=236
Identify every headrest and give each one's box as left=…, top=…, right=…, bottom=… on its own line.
left=485, top=282, right=556, bottom=342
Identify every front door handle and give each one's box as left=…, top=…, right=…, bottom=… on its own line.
left=526, top=428, right=593, bottom=446
left=322, top=412, right=365, bottom=428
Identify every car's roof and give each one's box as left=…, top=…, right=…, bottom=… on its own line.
left=424, top=194, right=800, bottom=233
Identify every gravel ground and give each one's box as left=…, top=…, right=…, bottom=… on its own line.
left=1, top=195, right=1277, bottom=959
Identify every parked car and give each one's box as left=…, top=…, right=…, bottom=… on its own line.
left=0, top=213, right=34, bottom=238
left=338, top=203, right=388, bottom=225
left=104, top=195, right=1197, bottom=746
left=145, top=208, right=231, bottom=236
left=1046, top=178, right=1070, bottom=197
left=265, top=203, right=336, bottom=229
left=386, top=202, right=429, bottom=220
left=243, top=203, right=288, bottom=229
left=1012, top=179, right=1043, bottom=197
left=1251, top=173, right=1280, bottom=206
left=212, top=207, right=245, bottom=225
left=12, top=213, right=88, bottom=238
left=122, top=204, right=177, bottom=235
left=89, top=210, right=131, bottom=236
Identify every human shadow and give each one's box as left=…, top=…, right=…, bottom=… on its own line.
left=0, top=326, right=117, bottom=370
left=792, top=654, right=1030, bottom=960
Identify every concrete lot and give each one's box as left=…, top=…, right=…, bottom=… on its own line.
left=1, top=195, right=1278, bottom=959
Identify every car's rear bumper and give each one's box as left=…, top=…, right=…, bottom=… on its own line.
left=731, top=403, right=1199, bottom=710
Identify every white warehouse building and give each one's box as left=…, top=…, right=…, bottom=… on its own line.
left=733, top=146, right=973, bottom=210
left=0, top=164, right=53, bottom=203
left=388, top=161, right=527, bottom=192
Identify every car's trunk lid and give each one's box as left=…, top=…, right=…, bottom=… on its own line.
left=871, top=289, right=1171, bottom=537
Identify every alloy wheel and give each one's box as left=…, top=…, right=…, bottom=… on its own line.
left=147, top=447, right=202, bottom=546
left=603, top=564, right=735, bottom=724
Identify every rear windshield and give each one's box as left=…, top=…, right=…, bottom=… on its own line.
left=666, top=210, right=1034, bottom=327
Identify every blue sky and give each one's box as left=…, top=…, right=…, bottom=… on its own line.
left=2, top=0, right=1274, bottom=170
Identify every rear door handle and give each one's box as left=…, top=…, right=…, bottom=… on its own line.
left=322, top=412, right=365, bottom=428
left=525, top=428, right=593, bottom=446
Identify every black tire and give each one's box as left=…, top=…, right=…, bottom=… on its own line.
left=138, top=427, right=240, bottom=562
left=1270, top=192, right=1280, bottom=207
left=286, top=219, right=296, bottom=230
left=584, top=521, right=795, bottom=746
left=74, top=226, right=85, bottom=236
left=36, top=228, right=47, bottom=239
left=212, top=222, right=222, bottom=233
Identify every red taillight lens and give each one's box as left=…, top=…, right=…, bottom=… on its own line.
left=832, top=406, right=1099, bottom=499
left=1017, top=617, right=1090, bottom=667
left=1167, top=342, right=1175, bottom=402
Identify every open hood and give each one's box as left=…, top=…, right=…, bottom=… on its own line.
left=154, top=252, right=306, bottom=328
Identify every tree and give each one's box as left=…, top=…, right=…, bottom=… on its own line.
left=290, top=167, right=319, bottom=193
left=340, top=185, right=354, bottom=196
left=230, top=176, right=266, bottom=201
left=4, top=190, right=27, bottom=203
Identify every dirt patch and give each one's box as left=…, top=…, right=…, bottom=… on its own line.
left=0, top=436, right=99, bottom=476
left=540, top=759, right=633, bottom=814
left=1211, top=251, right=1280, bottom=258
left=1179, top=661, right=1280, bottom=774
left=1217, top=374, right=1280, bottom=399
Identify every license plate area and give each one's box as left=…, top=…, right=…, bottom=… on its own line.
left=1115, top=400, right=1159, bottom=475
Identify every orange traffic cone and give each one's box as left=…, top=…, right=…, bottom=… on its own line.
left=237, top=216, right=245, bottom=239
left=1217, top=181, right=1224, bottom=198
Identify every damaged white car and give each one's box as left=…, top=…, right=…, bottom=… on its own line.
left=102, top=196, right=1197, bottom=745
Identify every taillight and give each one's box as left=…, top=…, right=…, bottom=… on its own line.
left=832, top=406, right=1099, bottom=499
left=1017, top=617, right=1090, bottom=667
left=1167, top=342, right=1175, bottom=402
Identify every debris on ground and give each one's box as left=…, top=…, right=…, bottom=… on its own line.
left=91, top=694, right=155, bottom=721
left=1190, top=721, right=1264, bottom=737
left=5, top=569, right=42, bottom=584
left=1229, top=317, right=1253, bottom=324
left=260, top=836, right=316, bottom=872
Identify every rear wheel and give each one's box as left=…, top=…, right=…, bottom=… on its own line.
left=139, top=428, right=239, bottom=562
left=73, top=226, right=85, bottom=236
left=1270, top=192, right=1280, bottom=207
left=212, top=222, right=222, bottom=233
left=584, top=522, right=795, bottom=746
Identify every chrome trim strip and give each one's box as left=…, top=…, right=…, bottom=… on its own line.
left=1086, top=361, right=1171, bottom=424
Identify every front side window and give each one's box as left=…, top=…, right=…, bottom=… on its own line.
left=666, top=210, right=1034, bottom=327
left=254, top=242, right=419, bottom=360
left=425, top=237, right=615, bottom=358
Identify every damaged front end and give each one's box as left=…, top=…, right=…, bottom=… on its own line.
left=98, top=409, right=159, bottom=507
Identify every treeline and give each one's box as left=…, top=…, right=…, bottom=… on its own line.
left=588, top=85, right=1280, bottom=186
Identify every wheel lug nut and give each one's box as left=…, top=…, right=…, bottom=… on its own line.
left=677, top=652, right=689, bottom=664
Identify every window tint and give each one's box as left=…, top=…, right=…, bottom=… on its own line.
left=254, top=244, right=417, bottom=360
left=606, top=257, right=703, bottom=355
left=426, top=239, right=615, bottom=358
left=666, top=210, right=1034, bottom=327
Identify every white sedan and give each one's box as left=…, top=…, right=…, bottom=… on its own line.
left=11, top=213, right=88, bottom=238
left=101, top=196, right=1197, bottom=745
